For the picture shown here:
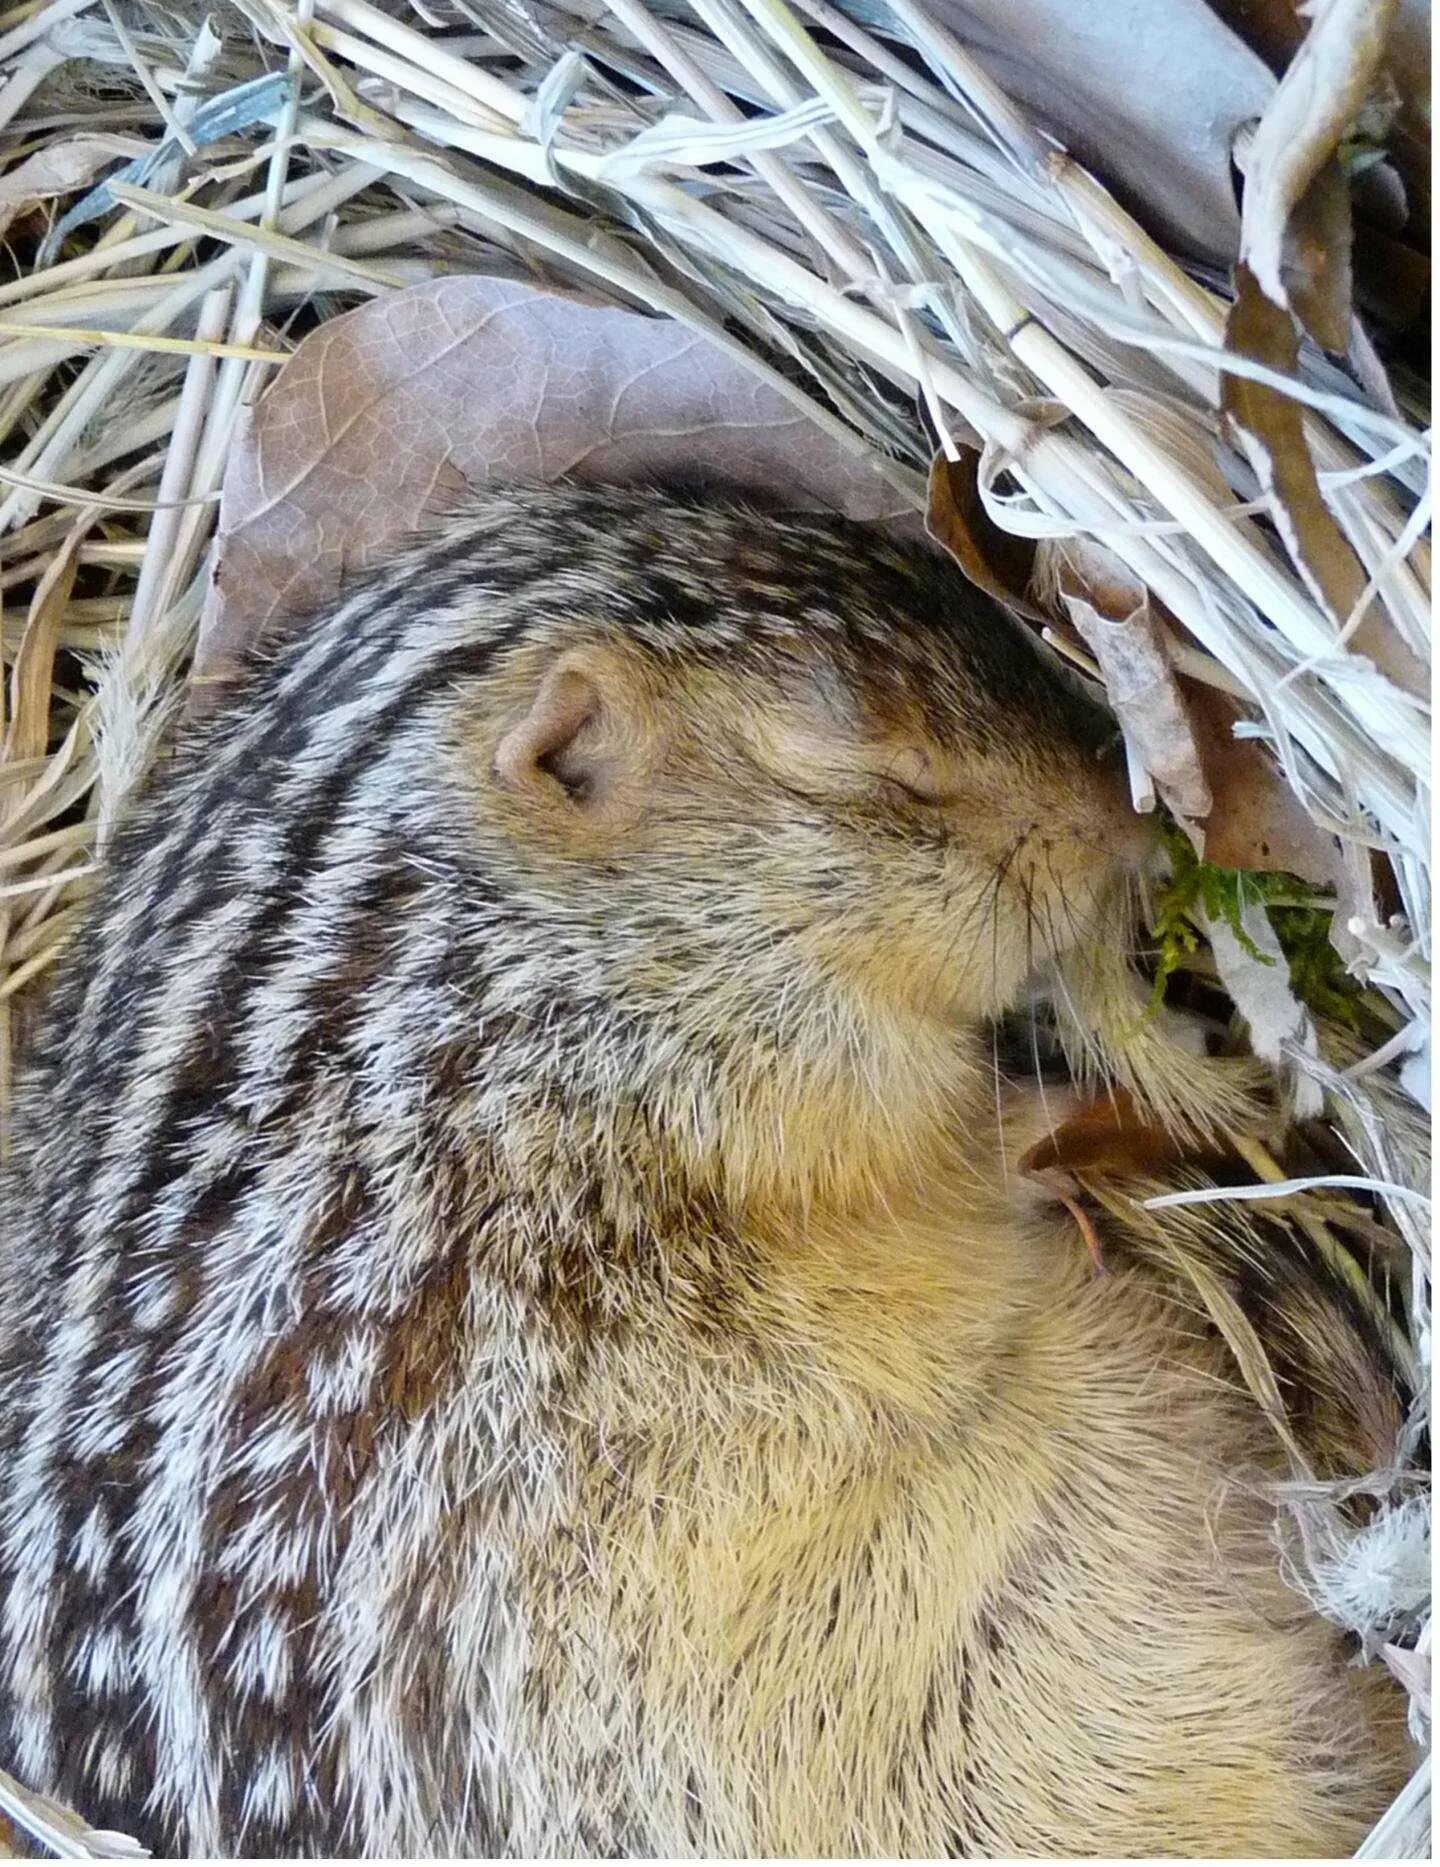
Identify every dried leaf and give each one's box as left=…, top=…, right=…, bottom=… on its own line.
left=924, top=448, right=1046, bottom=624
left=200, top=276, right=915, bottom=684
left=1055, top=540, right=1212, bottom=823
left=0, top=135, right=147, bottom=239
left=1181, top=679, right=1343, bottom=884
left=1239, top=0, right=1397, bottom=330
left=1281, top=155, right=1354, bottom=352
left=1221, top=266, right=1424, bottom=694
left=1018, top=1086, right=1190, bottom=1180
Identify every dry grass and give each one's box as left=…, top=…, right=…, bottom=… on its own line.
left=0, top=0, right=1429, bottom=1855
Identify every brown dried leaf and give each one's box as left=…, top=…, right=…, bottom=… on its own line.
left=1181, top=679, right=1343, bottom=884
left=199, top=276, right=915, bottom=685
left=1239, top=0, right=1397, bottom=331
left=924, top=448, right=1047, bottom=624
left=1221, top=266, right=1424, bottom=694
left=0, top=136, right=146, bottom=239
left=1055, top=540, right=1212, bottom=823
left=1281, top=155, right=1353, bottom=353
left=1018, top=1087, right=1190, bottom=1180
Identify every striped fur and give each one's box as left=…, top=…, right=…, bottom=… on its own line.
left=0, top=484, right=1409, bottom=1855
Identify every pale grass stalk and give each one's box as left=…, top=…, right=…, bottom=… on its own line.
left=0, top=820, right=89, bottom=870
left=0, top=461, right=208, bottom=512
left=0, top=318, right=287, bottom=361
left=0, top=337, right=75, bottom=392
left=67, top=394, right=182, bottom=483
left=17, top=277, right=186, bottom=317
left=1226, top=1129, right=1418, bottom=1382
left=0, top=707, right=91, bottom=845
left=682, top=0, right=920, bottom=298
left=0, top=924, right=74, bottom=998
left=0, top=39, right=60, bottom=130
left=0, top=165, right=381, bottom=534
left=2, top=898, right=81, bottom=963
left=307, top=16, right=516, bottom=131
left=218, top=0, right=314, bottom=411
left=97, top=0, right=194, bottom=153
left=108, top=180, right=407, bottom=289
left=127, top=285, right=230, bottom=643
left=604, top=0, right=873, bottom=280
left=308, top=200, right=460, bottom=252
left=0, top=862, right=97, bottom=900
left=0, top=755, right=46, bottom=790
left=309, top=0, right=525, bottom=123
left=0, top=170, right=339, bottom=309
left=0, top=367, right=51, bottom=446
left=0, top=0, right=94, bottom=60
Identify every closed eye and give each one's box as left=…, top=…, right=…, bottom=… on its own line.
left=873, top=748, right=960, bottom=808
left=879, top=774, right=947, bottom=807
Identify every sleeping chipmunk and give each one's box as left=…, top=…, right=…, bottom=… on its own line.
left=0, top=483, right=1411, bottom=1857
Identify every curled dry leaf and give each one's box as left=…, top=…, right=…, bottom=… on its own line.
left=1221, top=265, right=1424, bottom=695
left=1277, top=155, right=1354, bottom=354
left=1018, top=1084, right=1218, bottom=1278
left=0, top=136, right=148, bottom=241
left=924, top=448, right=1047, bottom=624
left=1055, top=539, right=1213, bottom=824
left=1018, top=1085, right=1192, bottom=1183
left=1181, top=678, right=1343, bottom=885
left=1238, top=0, right=1397, bottom=345
left=199, top=276, right=915, bottom=685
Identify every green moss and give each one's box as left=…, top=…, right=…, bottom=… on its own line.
left=1147, top=821, right=1364, bottom=1028
left=1267, top=905, right=1366, bottom=1029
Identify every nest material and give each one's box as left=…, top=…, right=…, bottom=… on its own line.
left=0, top=0, right=1430, bottom=1856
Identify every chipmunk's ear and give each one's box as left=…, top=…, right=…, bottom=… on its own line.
left=492, top=653, right=649, bottom=819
